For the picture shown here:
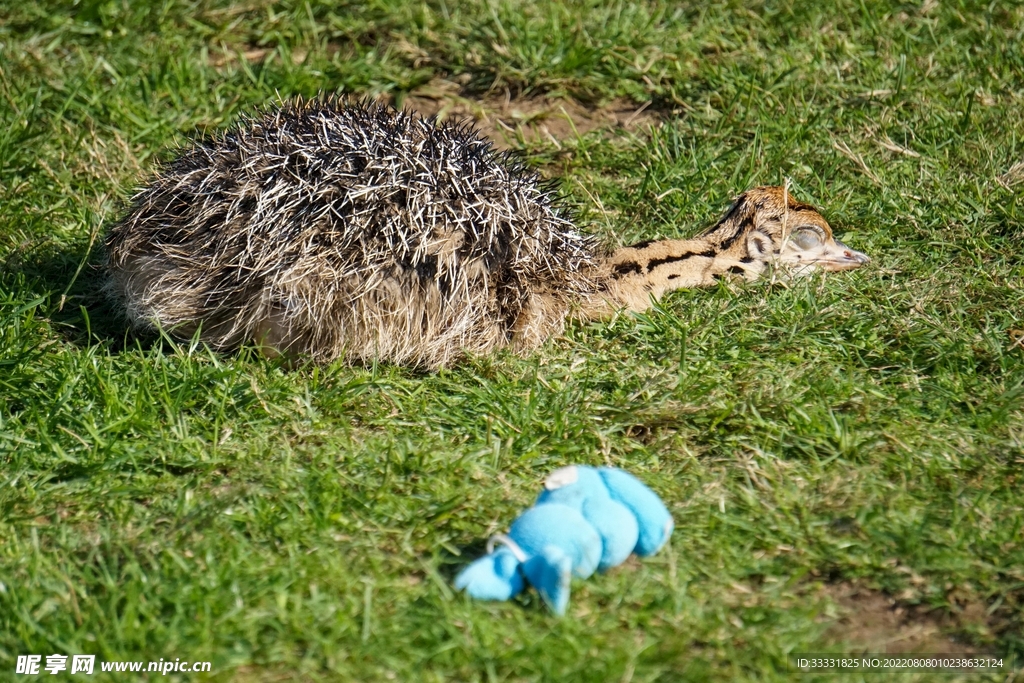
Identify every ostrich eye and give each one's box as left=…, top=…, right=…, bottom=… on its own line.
left=791, top=227, right=824, bottom=250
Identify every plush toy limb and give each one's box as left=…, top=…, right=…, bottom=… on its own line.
left=598, top=468, right=674, bottom=556
left=582, top=498, right=639, bottom=571
left=522, top=545, right=573, bottom=616
left=454, top=546, right=525, bottom=601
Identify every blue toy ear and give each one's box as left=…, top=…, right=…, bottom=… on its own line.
left=454, top=548, right=525, bottom=601
left=522, top=545, right=572, bottom=616
left=598, top=468, right=674, bottom=556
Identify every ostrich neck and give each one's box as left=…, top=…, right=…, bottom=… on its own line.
left=580, top=217, right=764, bottom=318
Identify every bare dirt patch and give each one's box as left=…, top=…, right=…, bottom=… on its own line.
left=206, top=44, right=661, bottom=148
left=821, top=583, right=999, bottom=654
left=401, top=79, right=659, bottom=149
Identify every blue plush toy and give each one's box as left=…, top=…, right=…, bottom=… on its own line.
left=454, top=465, right=673, bottom=615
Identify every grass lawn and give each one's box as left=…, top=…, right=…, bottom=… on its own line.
left=1, top=0, right=1023, bottom=680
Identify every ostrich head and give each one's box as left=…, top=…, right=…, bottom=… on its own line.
left=715, top=186, right=870, bottom=275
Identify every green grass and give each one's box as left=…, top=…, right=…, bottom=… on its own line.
left=1, top=0, right=1023, bottom=680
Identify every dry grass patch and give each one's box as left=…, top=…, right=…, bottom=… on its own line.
left=997, top=160, right=1024, bottom=189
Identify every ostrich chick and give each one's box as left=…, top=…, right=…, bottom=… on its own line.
left=105, top=99, right=869, bottom=368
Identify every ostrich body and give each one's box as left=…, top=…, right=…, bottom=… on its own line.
left=106, top=100, right=869, bottom=368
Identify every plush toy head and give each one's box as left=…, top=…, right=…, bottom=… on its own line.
left=454, top=465, right=673, bottom=615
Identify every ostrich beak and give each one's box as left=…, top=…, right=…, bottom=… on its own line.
left=822, top=241, right=871, bottom=271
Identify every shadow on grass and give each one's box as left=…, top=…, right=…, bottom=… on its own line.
left=0, top=233, right=152, bottom=352
left=435, top=537, right=492, bottom=583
